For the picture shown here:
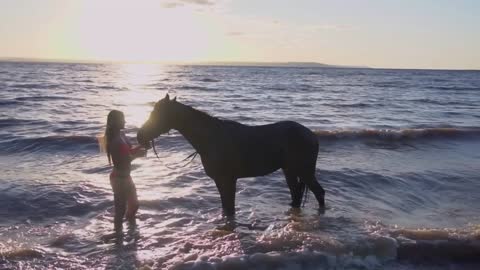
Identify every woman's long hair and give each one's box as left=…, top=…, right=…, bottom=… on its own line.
left=105, top=110, right=124, bottom=165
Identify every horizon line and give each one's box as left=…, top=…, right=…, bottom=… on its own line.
left=0, top=56, right=479, bottom=71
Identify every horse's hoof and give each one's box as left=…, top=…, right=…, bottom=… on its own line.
left=223, top=212, right=236, bottom=219
left=287, top=207, right=302, bottom=215
left=290, top=202, right=302, bottom=208
left=216, top=223, right=235, bottom=231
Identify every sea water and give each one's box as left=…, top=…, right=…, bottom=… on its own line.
left=1, top=62, right=479, bottom=269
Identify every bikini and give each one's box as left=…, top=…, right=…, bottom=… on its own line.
left=109, top=134, right=140, bottom=218
left=110, top=134, right=141, bottom=178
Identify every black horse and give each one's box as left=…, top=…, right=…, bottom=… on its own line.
left=137, top=94, right=325, bottom=216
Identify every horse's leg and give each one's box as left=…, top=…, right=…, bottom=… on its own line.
left=283, top=169, right=304, bottom=208
left=214, top=178, right=237, bottom=217
left=299, top=173, right=325, bottom=208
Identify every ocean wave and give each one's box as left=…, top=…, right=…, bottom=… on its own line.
left=2, top=127, right=478, bottom=155
left=152, top=230, right=480, bottom=269
left=73, top=79, right=94, bottom=83
left=97, top=85, right=117, bottom=90
left=261, top=85, right=289, bottom=91
left=0, top=99, right=22, bottom=106
left=393, top=228, right=480, bottom=263
left=178, top=85, right=214, bottom=91
left=10, top=83, right=59, bottom=89
left=372, top=81, right=410, bottom=88
left=3, top=227, right=479, bottom=269
left=427, top=86, right=479, bottom=91
left=0, top=118, right=49, bottom=128
left=0, top=182, right=109, bottom=221
left=170, top=241, right=480, bottom=269
left=409, top=98, right=473, bottom=106
left=15, top=96, right=84, bottom=102
left=314, top=127, right=480, bottom=141
left=0, top=135, right=98, bottom=153
left=327, top=102, right=377, bottom=108
left=197, top=77, right=220, bottom=82
left=398, top=241, right=480, bottom=263
left=304, top=71, right=325, bottom=75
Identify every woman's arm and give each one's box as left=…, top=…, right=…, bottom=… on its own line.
left=128, top=145, right=147, bottom=160
left=119, top=132, right=146, bottom=161
left=110, top=139, right=144, bottom=174
left=119, top=144, right=146, bottom=162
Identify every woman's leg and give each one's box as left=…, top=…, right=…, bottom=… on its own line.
left=125, top=177, right=139, bottom=223
left=113, top=191, right=127, bottom=233
left=110, top=175, right=127, bottom=233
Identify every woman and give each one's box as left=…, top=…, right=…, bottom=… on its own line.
left=104, top=110, right=146, bottom=234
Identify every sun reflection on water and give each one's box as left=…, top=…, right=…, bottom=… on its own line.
left=116, top=63, right=164, bottom=88
left=112, top=63, right=169, bottom=128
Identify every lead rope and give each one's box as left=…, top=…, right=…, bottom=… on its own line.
left=164, top=151, right=198, bottom=170
left=150, top=138, right=198, bottom=169
left=177, top=152, right=198, bottom=167
left=151, top=139, right=159, bottom=158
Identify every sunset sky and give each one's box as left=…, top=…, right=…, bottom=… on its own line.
left=1, top=0, right=479, bottom=69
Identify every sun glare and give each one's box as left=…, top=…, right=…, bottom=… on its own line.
left=72, top=0, right=216, bottom=62
left=111, top=63, right=166, bottom=127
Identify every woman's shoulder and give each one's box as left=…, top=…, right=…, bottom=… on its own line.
left=110, top=134, right=126, bottom=147
left=110, top=135, right=131, bottom=156
left=120, top=132, right=132, bottom=145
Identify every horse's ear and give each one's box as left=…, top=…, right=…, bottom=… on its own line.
left=165, top=93, right=170, bottom=101
left=172, top=96, right=177, bottom=102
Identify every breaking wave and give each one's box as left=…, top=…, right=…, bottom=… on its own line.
left=314, top=127, right=480, bottom=141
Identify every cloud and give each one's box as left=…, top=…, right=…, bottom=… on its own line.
left=226, top=31, right=245, bottom=36
left=162, top=2, right=182, bottom=8
left=184, top=0, right=215, bottom=5
left=162, top=0, right=216, bottom=8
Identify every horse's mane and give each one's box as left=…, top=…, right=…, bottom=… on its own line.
left=174, top=101, right=221, bottom=126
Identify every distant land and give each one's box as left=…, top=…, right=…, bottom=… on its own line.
left=0, top=57, right=368, bottom=68
left=189, top=61, right=369, bottom=68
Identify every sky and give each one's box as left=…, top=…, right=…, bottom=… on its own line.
left=0, top=0, right=479, bottom=69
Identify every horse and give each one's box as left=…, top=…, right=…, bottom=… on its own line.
left=137, top=94, right=325, bottom=217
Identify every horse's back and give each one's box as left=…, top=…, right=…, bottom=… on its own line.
left=224, top=120, right=317, bottom=146
left=251, top=121, right=317, bottom=145
left=222, top=120, right=318, bottom=174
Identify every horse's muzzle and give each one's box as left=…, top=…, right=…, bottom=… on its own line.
left=136, top=129, right=151, bottom=148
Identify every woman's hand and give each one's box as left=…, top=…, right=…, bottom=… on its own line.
left=136, top=148, right=147, bottom=157
left=130, top=146, right=147, bottom=159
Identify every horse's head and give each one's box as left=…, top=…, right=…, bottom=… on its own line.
left=137, top=93, right=177, bottom=147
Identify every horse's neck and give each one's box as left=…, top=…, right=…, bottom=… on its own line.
left=173, top=104, right=219, bottom=154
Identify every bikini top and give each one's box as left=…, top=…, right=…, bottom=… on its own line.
left=118, top=133, right=142, bottom=156
left=118, top=133, right=132, bottom=156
